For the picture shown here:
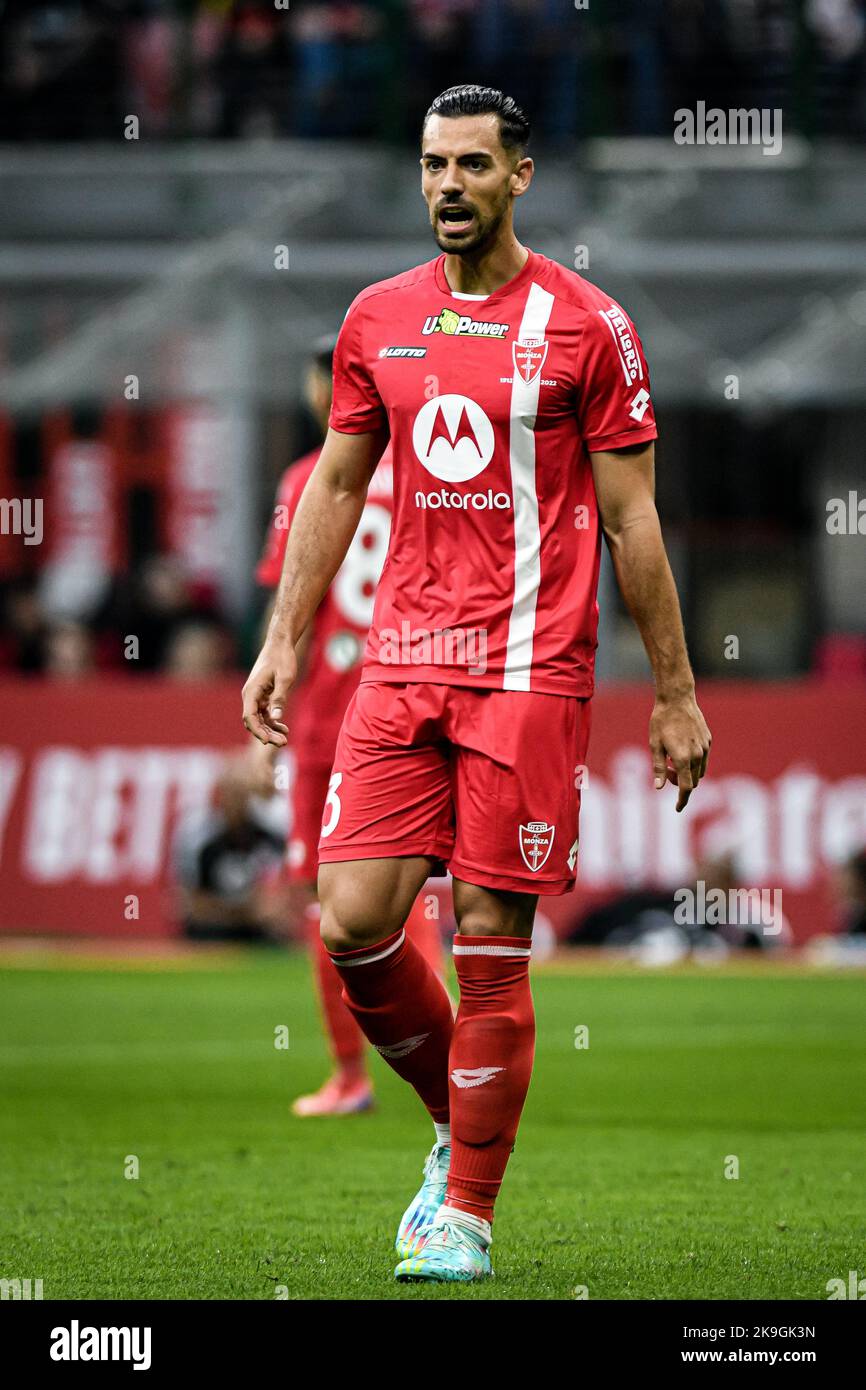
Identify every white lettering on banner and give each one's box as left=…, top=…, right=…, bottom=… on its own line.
left=612, top=749, right=650, bottom=878
left=695, top=774, right=772, bottom=879
left=776, top=769, right=823, bottom=887
left=0, top=750, right=23, bottom=859
left=24, top=749, right=90, bottom=880
left=576, top=749, right=866, bottom=889
left=22, top=748, right=225, bottom=883
left=821, top=779, right=866, bottom=863
left=6, top=742, right=866, bottom=895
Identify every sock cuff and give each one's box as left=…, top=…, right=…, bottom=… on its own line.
left=452, top=934, right=532, bottom=959
left=440, top=1203, right=493, bottom=1238
left=329, top=927, right=405, bottom=968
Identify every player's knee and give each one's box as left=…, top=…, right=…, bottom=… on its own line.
left=453, top=882, right=537, bottom=938
left=318, top=879, right=390, bottom=953
left=456, top=907, right=535, bottom=939
left=456, top=909, right=497, bottom=938
left=318, top=904, right=368, bottom=953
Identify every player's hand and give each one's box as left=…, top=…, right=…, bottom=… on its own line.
left=242, top=638, right=297, bottom=747
left=649, top=691, right=711, bottom=813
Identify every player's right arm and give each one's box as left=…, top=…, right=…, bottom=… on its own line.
left=242, top=425, right=385, bottom=746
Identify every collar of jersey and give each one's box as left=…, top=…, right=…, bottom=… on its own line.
left=433, top=247, right=538, bottom=309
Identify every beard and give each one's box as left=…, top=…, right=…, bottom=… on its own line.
left=431, top=194, right=510, bottom=256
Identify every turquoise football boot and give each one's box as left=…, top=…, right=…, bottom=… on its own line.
left=394, top=1212, right=493, bottom=1283
left=394, top=1141, right=450, bottom=1259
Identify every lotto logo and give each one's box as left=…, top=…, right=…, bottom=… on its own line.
left=378, top=346, right=427, bottom=358
left=629, top=387, right=651, bottom=422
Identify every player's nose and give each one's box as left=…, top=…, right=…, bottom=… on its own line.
left=440, top=162, right=465, bottom=195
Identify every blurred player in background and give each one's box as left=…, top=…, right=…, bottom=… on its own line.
left=254, top=335, right=444, bottom=1117
left=174, top=753, right=287, bottom=944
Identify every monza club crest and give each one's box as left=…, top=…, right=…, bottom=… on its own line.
left=519, top=821, right=555, bottom=873
left=512, top=337, right=549, bottom=385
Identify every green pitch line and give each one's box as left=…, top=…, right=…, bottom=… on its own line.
left=0, top=956, right=864, bottom=1300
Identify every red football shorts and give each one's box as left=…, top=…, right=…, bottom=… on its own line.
left=317, top=681, right=592, bottom=896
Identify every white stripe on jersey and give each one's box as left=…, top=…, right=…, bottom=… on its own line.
left=503, top=281, right=556, bottom=692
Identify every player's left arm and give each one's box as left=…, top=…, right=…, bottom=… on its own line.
left=590, top=441, right=711, bottom=812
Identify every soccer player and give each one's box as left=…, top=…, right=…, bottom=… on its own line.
left=254, top=335, right=444, bottom=1117
left=243, top=85, right=711, bottom=1281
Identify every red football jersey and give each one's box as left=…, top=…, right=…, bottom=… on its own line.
left=329, top=250, right=657, bottom=697
left=257, top=445, right=393, bottom=759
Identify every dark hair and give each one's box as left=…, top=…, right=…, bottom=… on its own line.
left=310, top=332, right=337, bottom=374
left=422, top=85, right=530, bottom=156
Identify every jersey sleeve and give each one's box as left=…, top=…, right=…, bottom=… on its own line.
left=575, top=300, right=658, bottom=452
left=329, top=296, right=387, bottom=435
left=255, top=467, right=302, bottom=588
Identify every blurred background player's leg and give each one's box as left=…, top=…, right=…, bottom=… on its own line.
left=404, top=895, right=447, bottom=980
left=285, top=756, right=373, bottom=1116
left=293, top=896, right=372, bottom=1116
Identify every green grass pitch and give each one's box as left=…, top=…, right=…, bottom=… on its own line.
left=1, top=951, right=864, bottom=1300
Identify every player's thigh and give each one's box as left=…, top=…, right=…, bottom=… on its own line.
left=318, top=855, right=436, bottom=951
left=317, top=682, right=454, bottom=866
left=316, top=682, right=455, bottom=949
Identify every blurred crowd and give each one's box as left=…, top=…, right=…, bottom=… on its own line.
left=0, top=557, right=237, bottom=679
left=1, top=0, right=865, bottom=143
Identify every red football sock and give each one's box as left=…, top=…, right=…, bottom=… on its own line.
left=328, top=926, right=453, bottom=1122
left=445, top=935, right=535, bottom=1223
left=304, top=901, right=366, bottom=1086
left=403, top=895, right=445, bottom=981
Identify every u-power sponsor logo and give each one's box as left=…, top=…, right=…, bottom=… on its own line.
left=421, top=307, right=509, bottom=339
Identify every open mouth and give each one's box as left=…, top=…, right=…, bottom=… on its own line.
left=438, top=205, right=475, bottom=234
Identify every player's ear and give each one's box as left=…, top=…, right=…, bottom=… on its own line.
left=511, top=157, right=534, bottom=198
